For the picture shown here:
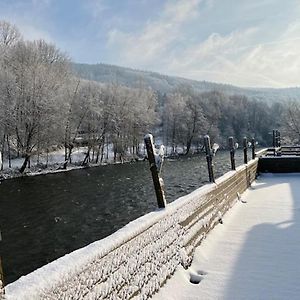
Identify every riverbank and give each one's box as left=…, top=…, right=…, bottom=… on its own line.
left=0, top=144, right=196, bottom=181
left=0, top=159, right=145, bottom=181
left=0, top=147, right=145, bottom=181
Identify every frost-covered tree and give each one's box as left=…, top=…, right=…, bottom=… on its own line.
left=281, top=101, right=300, bottom=143
left=3, top=39, right=71, bottom=172
left=0, top=20, right=22, bottom=170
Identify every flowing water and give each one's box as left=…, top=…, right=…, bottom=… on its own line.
left=0, top=151, right=245, bottom=284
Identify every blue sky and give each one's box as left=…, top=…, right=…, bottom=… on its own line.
left=1, top=0, right=300, bottom=88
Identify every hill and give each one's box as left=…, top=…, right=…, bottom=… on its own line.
left=72, top=63, right=300, bottom=102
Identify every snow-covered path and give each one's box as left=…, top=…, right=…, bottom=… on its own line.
left=154, top=174, right=300, bottom=300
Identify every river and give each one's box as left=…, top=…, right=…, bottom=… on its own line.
left=0, top=150, right=245, bottom=284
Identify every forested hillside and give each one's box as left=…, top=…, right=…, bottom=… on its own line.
left=73, top=63, right=300, bottom=103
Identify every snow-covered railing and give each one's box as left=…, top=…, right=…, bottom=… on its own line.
left=2, top=158, right=259, bottom=300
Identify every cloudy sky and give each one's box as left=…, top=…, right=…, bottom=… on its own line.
left=1, top=0, right=300, bottom=88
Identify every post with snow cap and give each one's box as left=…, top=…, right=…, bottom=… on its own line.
left=251, top=137, right=256, bottom=160
left=144, top=134, right=166, bottom=208
left=243, top=137, right=248, bottom=164
left=228, top=136, right=236, bottom=170
left=0, top=230, right=4, bottom=297
left=204, top=135, right=215, bottom=183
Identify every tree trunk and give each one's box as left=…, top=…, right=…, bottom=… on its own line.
left=106, top=142, right=109, bottom=160
left=7, top=135, right=11, bottom=168
left=20, top=154, right=30, bottom=173
left=185, top=138, right=192, bottom=155
left=1, top=134, right=5, bottom=171
left=0, top=151, right=3, bottom=171
left=63, top=145, right=73, bottom=169
left=46, top=148, right=49, bottom=167
left=100, top=142, right=105, bottom=163
left=82, top=147, right=91, bottom=166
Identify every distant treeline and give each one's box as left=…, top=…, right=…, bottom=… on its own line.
left=0, top=21, right=299, bottom=173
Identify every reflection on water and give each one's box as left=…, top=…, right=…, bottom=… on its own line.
left=0, top=151, right=244, bottom=283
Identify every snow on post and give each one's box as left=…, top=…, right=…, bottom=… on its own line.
left=204, top=135, right=215, bottom=183
left=144, top=134, right=166, bottom=208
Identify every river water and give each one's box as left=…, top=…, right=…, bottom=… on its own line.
left=0, top=151, right=245, bottom=284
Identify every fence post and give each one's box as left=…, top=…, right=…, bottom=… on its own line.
left=144, top=134, right=166, bottom=208
left=251, top=138, right=255, bottom=159
left=272, top=129, right=276, bottom=156
left=272, top=130, right=276, bottom=147
left=204, top=135, right=215, bottom=183
left=228, top=136, right=236, bottom=170
left=243, top=137, right=248, bottom=164
left=0, top=230, right=4, bottom=297
left=276, top=131, right=281, bottom=156
left=277, top=131, right=281, bottom=147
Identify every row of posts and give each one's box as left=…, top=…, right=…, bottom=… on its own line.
left=205, top=136, right=255, bottom=184
left=144, top=134, right=256, bottom=209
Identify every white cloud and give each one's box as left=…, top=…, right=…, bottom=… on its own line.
left=106, top=0, right=300, bottom=87
left=0, top=0, right=54, bottom=43
left=107, top=0, right=202, bottom=67
left=167, top=22, right=300, bottom=87
left=84, top=0, right=108, bottom=19
left=164, top=0, right=201, bottom=23
left=19, top=22, right=53, bottom=42
left=0, top=16, right=54, bottom=43
left=31, top=0, right=52, bottom=7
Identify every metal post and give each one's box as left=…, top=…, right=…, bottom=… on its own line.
left=243, top=137, right=248, bottom=164
left=204, top=135, right=215, bottom=183
left=0, top=230, right=4, bottom=296
left=251, top=138, right=255, bottom=159
left=228, top=136, right=236, bottom=170
left=144, top=134, right=166, bottom=208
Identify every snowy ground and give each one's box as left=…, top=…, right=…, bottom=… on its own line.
left=153, top=173, right=300, bottom=300
left=0, top=143, right=185, bottom=180
left=0, top=145, right=136, bottom=180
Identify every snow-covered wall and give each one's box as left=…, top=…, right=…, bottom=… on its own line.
left=2, top=159, right=258, bottom=300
